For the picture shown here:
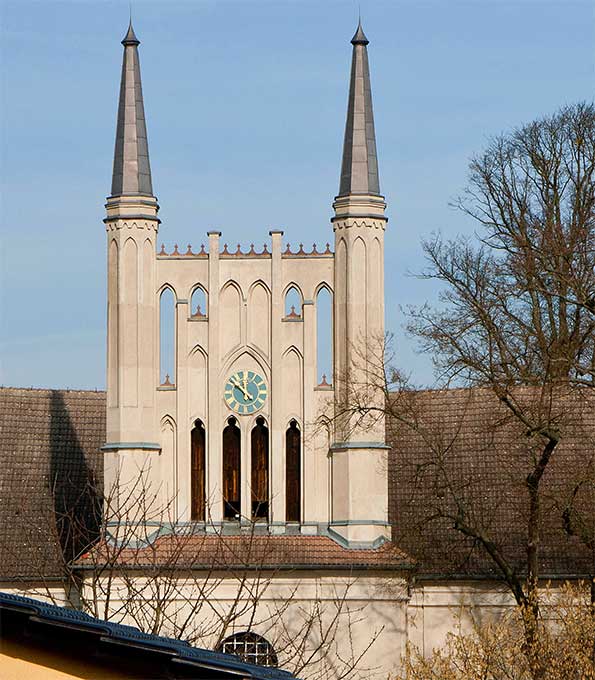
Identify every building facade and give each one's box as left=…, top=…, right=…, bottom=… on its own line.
left=3, top=17, right=592, bottom=680
left=103, top=20, right=389, bottom=548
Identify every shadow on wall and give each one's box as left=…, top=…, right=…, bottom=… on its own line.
left=49, top=391, right=102, bottom=564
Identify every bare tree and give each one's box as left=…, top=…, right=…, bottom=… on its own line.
left=326, top=103, right=595, bottom=680
left=403, top=103, right=595, bottom=679
left=412, top=102, right=595, bottom=388
left=10, top=466, right=386, bottom=680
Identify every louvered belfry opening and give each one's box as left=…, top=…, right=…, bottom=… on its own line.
left=285, top=420, right=301, bottom=523
left=251, top=417, right=269, bottom=520
left=190, top=420, right=205, bottom=521
left=223, top=417, right=241, bottom=520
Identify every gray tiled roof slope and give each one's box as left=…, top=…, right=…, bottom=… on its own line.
left=388, top=387, right=595, bottom=578
left=0, top=387, right=104, bottom=580
left=1, top=592, right=297, bottom=679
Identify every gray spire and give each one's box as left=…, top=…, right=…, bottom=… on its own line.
left=351, top=19, right=369, bottom=45
left=122, top=20, right=140, bottom=46
left=338, top=21, right=380, bottom=197
left=110, top=21, right=153, bottom=197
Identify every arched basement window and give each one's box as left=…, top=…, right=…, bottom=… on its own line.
left=316, top=286, right=332, bottom=386
left=251, top=417, right=269, bottom=520
left=223, top=417, right=241, bottom=520
left=190, top=286, right=207, bottom=319
left=284, top=285, right=302, bottom=318
left=159, top=287, right=176, bottom=385
left=285, top=420, right=301, bottom=523
left=217, top=632, right=278, bottom=668
left=190, top=419, right=206, bottom=521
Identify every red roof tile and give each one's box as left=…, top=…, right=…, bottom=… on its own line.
left=78, top=534, right=413, bottom=570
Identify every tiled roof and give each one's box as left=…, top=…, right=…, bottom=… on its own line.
left=0, top=387, right=104, bottom=580
left=0, top=591, right=296, bottom=679
left=1, top=385, right=593, bottom=581
left=77, top=534, right=413, bottom=571
left=388, top=386, right=595, bottom=578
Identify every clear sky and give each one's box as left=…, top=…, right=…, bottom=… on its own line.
left=1, top=0, right=593, bottom=390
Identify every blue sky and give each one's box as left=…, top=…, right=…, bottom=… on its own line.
left=1, top=0, right=593, bottom=390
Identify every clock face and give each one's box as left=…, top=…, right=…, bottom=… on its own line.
left=224, top=370, right=267, bottom=415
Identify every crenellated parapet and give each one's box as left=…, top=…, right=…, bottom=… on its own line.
left=220, top=242, right=270, bottom=258
left=282, top=243, right=333, bottom=258
left=155, top=241, right=335, bottom=259
left=158, top=243, right=208, bottom=258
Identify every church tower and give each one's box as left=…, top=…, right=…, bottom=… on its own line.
left=102, top=19, right=389, bottom=546
left=330, top=21, right=390, bottom=545
left=103, top=22, right=161, bottom=511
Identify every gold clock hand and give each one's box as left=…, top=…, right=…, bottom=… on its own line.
left=230, top=377, right=253, bottom=401
left=231, top=378, right=248, bottom=400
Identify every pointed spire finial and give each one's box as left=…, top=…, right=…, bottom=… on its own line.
left=122, top=19, right=140, bottom=46
left=351, top=18, right=369, bottom=45
left=338, top=21, right=379, bottom=197
left=111, top=18, right=153, bottom=197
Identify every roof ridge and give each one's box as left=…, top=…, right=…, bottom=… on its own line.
left=0, top=385, right=106, bottom=395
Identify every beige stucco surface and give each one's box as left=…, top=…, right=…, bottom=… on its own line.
left=103, top=188, right=391, bottom=544
left=1, top=642, right=131, bottom=680
left=4, top=579, right=571, bottom=678
left=82, top=571, right=410, bottom=680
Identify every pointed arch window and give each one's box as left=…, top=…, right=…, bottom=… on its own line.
left=159, top=287, right=176, bottom=386
left=191, top=419, right=206, bottom=521
left=286, top=420, right=301, bottom=523
left=316, top=286, right=332, bottom=386
left=223, top=417, right=241, bottom=520
left=251, top=417, right=269, bottom=520
left=190, top=286, right=207, bottom=319
left=284, top=286, right=302, bottom=319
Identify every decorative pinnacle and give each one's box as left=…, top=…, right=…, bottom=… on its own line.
left=351, top=19, right=369, bottom=45
left=338, top=19, right=380, bottom=197
left=111, top=17, right=153, bottom=197
left=122, top=20, right=140, bottom=46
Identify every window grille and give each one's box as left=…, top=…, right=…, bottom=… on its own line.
left=217, top=631, right=278, bottom=667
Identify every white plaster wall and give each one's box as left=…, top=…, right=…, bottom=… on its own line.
left=0, top=584, right=71, bottom=607
left=82, top=570, right=409, bottom=680
left=407, top=581, right=523, bottom=657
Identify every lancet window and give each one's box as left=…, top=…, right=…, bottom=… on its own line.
left=159, top=287, right=176, bottom=385
left=190, top=286, right=207, bottom=319
left=190, top=419, right=206, bottom=521
left=316, top=286, right=332, bottom=386
left=285, top=420, right=301, bottom=522
left=222, top=417, right=241, bottom=520
left=251, top=417, right=269, bottom=520
left=284, top=285, right=302, bottom=318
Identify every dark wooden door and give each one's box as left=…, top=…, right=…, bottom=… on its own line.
left=251, top=420, right=269, bottom=519
left=190, top=421, right=205, bottom=521
left=285, top=422, right=301, bottom=522
left=223, top=420, right=241, bottom=519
